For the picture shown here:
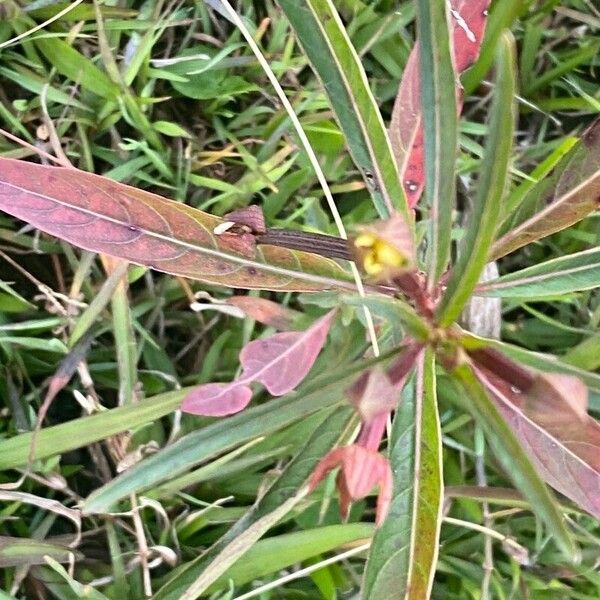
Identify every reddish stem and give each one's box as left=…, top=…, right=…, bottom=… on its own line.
left=393, top=271, right=435, bottom=318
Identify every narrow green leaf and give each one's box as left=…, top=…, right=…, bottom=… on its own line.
left=500, top=136, right=579, bottom=229
left=0, top=388, right=186, bottom=470
left=108, top=260, right=138, bottom=406
left=562, top=334, right=600, bottom=371
left=181, top=494, right=304, bottom=600
left=0, top=537, right=81, bottom=568
left=278, top=0, right=412, bottom=223
left=156, top=407, right=353, bottom=600
left=451, top=363, right=579, bottom=561
left=363, top=349, right=442, bottom=599
left=34, top=37, right=119, bottom=100
left=203, top=523, right=373, bottom=595
left=69, top=262, right=130, bottom=347
left=476, top=247, right=600, bottom=298
left=416, top=0, right=457, bottom=286
left=83, top=349, right=397, bottom=513
left=490, top=117, right=600, bottom=260
left=438, top=31, right=516, bottom=324
left=342, top=295, right=431, bottom=342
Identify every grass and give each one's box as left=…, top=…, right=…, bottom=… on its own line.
left=0, top=1, right=599, bottom=598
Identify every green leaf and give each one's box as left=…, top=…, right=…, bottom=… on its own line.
left=416, top=0, right=458, bottom=285
left=34, top=37, right=119, bottom=100
left=476, top=247, right=600, bottom=298
left=0, top=65, right=91, bottom=110
left=363, top=349, right=442, bottom=599
left=0, top=388, right=186, bottom=470
left=203, top=523, right=373, bottom=594
left=155, top=407, right=353, bottom=600
left=342, top=294, right=431, bottom=342
left=562, top=334, right=600, bottom=371
left=152, top=120, right=192, bottom=138
left=490, top=117, right=600, bottom=260
left=501, top=136, right=579, bottom=228
left=278, top=0, right=412, bottom=223
left=0, top=537, right=81, bottom=568
left=83, top=349, right=397, bottom=513
left=450, top=363, right=579, bottom=561
left=0, top=336, right=67, bottom=353
left=438, top=32, right=516, bottom=325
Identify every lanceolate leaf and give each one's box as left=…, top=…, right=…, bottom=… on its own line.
left=490, top=118, right=600, bottom=260
left=476, top=369, right=600, bottom=519
left=390, top=0, right=490, bottom=207
left=181, top=311, right=336, bottom=416
left=278, top=0, right=412, bottom=223
left=0, top=387, right=187, bottom=470
left=460, top=334, right=600, bottom=394
left=363, top=349, right=442, bottom=600
left=438, top=31, right=516, bottom=325
left=0, top=159, right=355, bottom=292
left=155, top=407, right=353, bottom=600
left=476, top=247, right=600, bottom=298
left=0, top=538, right=81, bottom=568
left=416, top=0, right=458, bottom=286
left=451, top=363, right=578, bottom=560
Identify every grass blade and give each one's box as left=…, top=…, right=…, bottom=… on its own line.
left=0, top=388, right=187, bottom=470
left=416, top=0, right=458, bottom=287
left=438, top=31, right=516, bottom=325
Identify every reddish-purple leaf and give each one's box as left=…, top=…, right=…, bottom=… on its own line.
left=182, top=311, right=336, bottom=416
left=477, top=368, right=600, bottom=518
left=347, top=367, right=398, bottom=423
left=226, top=296, right=306, bottom=331
left=525, top=373, right=588, bottom=422
left=182, top=383, right=253, bottom=417
left=0, top=159, right=353, bottom=292
left=390, top=0, right=490, bottom=207
left=309, top=445, right=393, bottom=526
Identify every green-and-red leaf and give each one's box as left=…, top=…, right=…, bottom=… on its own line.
left=0, top=159, right=354, bottom=292
left=390, top=0, right=490, bottom=207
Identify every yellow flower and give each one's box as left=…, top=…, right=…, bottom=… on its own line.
left=354, top=233, right=408, bottom=276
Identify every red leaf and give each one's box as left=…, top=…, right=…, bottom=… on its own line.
left=525, top=373, right=588, bottom=423
left=476, top=368, right=600, bottom=518
left=390, top=0, right=490, bottom=207
left=309, top=445, right=393, bottom=525
left=347, top=367, right=398, bottom=423
left=182, top=311, right=336, bottom=416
